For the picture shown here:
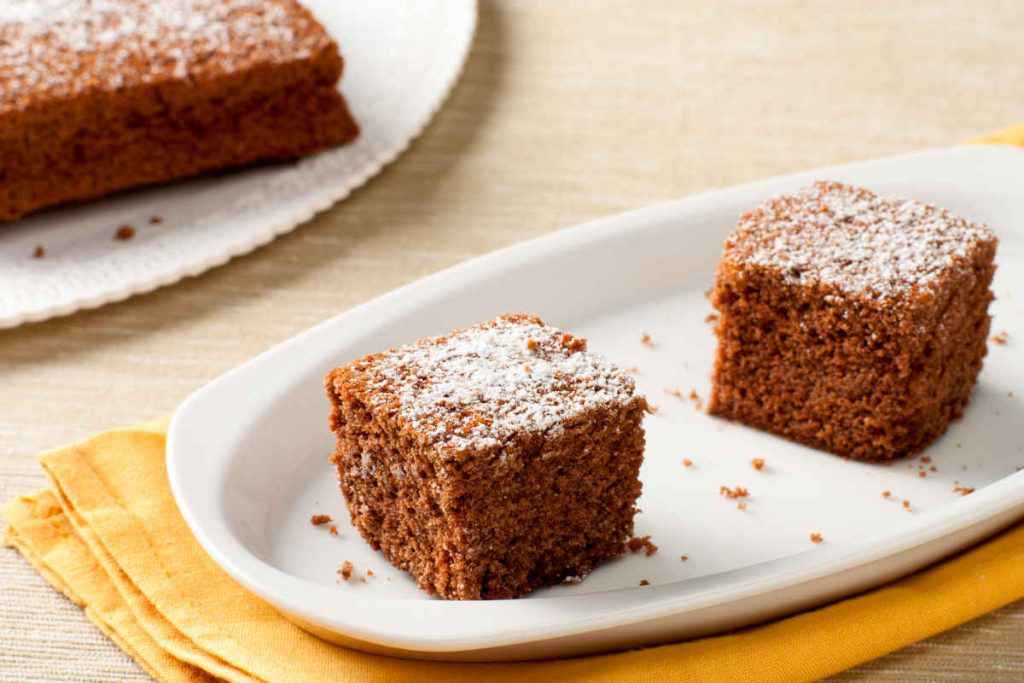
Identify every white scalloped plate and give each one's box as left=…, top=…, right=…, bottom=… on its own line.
left=0, top=0, right=476, bottom=329
left=169, top=146, right=1024, bottom=661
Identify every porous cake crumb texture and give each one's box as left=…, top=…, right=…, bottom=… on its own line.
left=326, top=314, right=648, bottom=599
left=710, top=181, right=997, bottom=460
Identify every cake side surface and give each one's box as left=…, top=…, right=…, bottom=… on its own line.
left=709, top=181, right=997, bottom=460
left=0, top=0, right=358, bottom=221
left=326, top=314, right=647, bottom=599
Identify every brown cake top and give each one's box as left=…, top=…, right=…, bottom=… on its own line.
left=0, top=0, right=336, bottom=113
left=723, top=181, right=996, bottom=302
left=338, top=314, right=641, bottom=455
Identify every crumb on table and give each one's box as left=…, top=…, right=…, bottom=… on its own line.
left=704, top=313, right=719, bottom=324
left=328, top=525, right=339, bottom=535
left=719, top=485, right=749, bottom=499
left=680, top=555, right=688, bottom=561
left=688, top=389, right=704, bottom=410
left=902, top=500, right=912, bottom=511
left=639, top=579, right=650, bottom=586
left=627, top=535, right=659, bottom=556
left=992, top=331, right=1009, bottom=345
left=641, top=333, right=654, bottom=347
left=32, top=245, right=45, bottom=258
left=751, top=458, right=765, bottom=471
left=736, top=501, right=747, bottom=511
left=149, top=215, right=163, bottom=225
left=682, top=458, right=694, bottom=468
left=810, top=532, right=824, bottom=544
left=114, top=225, right=136, bottom=241
left=338, top=561, right=354, bottom=581
left=882, top=490, right=892, bottom=499
left=665, top=388, right=685, bottom=400
left=953, top=484, right=975, bottom=496
left=310, top=514, right=332, bottom=526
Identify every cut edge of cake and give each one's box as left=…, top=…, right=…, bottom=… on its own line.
left=709, top=181, right=997, bottom=460
left=325, top=314, right=648, bottom=599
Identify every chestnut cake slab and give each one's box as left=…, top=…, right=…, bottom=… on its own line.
left=325, top=314, right=648, bottom=599
left=0, top=0, right=358, bottom=222
left=709, top=181, right=998, bottom=461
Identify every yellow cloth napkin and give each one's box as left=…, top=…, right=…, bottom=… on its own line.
left=967, top=122, right=1024, bottom=146
left=5, top=129, right=1024, bottom=682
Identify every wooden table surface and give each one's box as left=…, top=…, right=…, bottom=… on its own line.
left=2, top=2, right=1023, bottom=680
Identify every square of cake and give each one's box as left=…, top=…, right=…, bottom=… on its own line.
left=709, top=181, right=997, bottom=460
left=325, top=314, right=648, bottom=599
left=0, top=0, right=359, bottom=222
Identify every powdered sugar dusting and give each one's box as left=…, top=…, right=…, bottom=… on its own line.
left=344, top=314, right=642, bottom=454
left=725, top=181, right=996, bottom=301
left=0, top=0, right=333, bottom=111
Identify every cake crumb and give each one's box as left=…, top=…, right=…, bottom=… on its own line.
left=737, top=501, right=748, bottom=511
left=953, top=484, right=975, bottom=496
left=32, top=245, right=45, bottom=259
left=689, top=389, right=704, bottom=410
left=639, top=579, right=650, bottom=586
left=338, top=561, right=354, bottom=581
left=918, top=470, right=927, bottom=478
left=328, top=525, right=339, bottom=536
left=902, top=500, right=912, bottom=511
left=680, top=555, right=688, bottom=561
left=149, top=215, right=163, bottom=225
left=366, top=569, right=375, bottom=578
left=704, top=313, right=719, bottom=324
left=719, top=485, right=750, bottom=499
left=646, top=403, right=660, bottom=415
left=921, top=455, right=932, bottom=464
left=310, top=514, right=332, bottom=526
left=114, top=225, right=136, bottom=241
left=665, top=387, right=685, bottom=400
left=882, top=490, right=892, bottom=499
left=682, top=458, right=694, bottom=468
left=641, top=333, right=654, bottom=347
left=810, top=532, right=824, bottom=544
left=992, top=331, right=1009, bottom=345
left=627, top=535, right=659, bottom=556
left=751, top=458, right=765, bottom=471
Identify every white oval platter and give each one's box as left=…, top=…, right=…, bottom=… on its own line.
left=168, top=145, right=1024, bottom=661
left=0, top=0, right=477, bottom=329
